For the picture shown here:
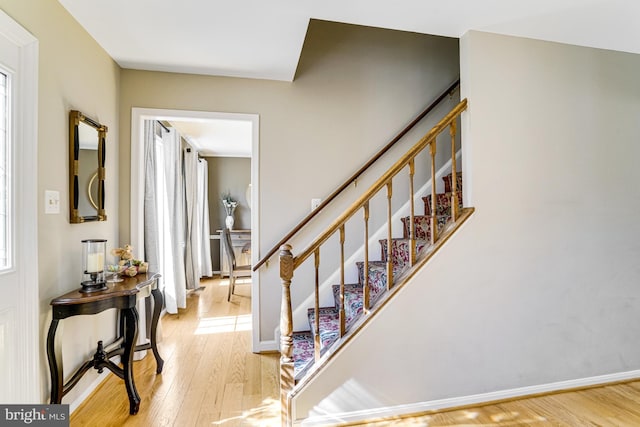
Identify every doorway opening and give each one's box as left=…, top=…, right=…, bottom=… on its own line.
left=130, top=108, right=261, bottom=351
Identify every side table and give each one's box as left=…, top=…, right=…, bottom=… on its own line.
left=46, top=272, right=164, bottom=415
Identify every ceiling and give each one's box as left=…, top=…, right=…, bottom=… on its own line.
left=58, top=0, right=640, bottom=156
left=168, top=118, right=252, bottom=158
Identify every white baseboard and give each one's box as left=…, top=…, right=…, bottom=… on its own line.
left=68, top=355, right=122, bottom=414
left=256, top=339, right=278, bottom=353
left=68, top=370, right=111, bottom=414
left=297, top=369, right=640, bottom=426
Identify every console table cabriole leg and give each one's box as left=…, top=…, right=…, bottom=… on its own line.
left=150, top=288, right=164, bottom=373
left=46, top=319, right=63, bottom=404
left=122, top=307, right=141, bottom=415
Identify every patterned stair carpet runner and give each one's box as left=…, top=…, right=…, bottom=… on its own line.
left=292, top=172, right=462, bottom=378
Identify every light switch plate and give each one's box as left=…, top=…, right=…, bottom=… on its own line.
left=45, top=190, right=60, bottom=214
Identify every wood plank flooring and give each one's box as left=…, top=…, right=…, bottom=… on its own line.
left=347, top=379, right=640, bottom=426
left=71, top=276, right=640, bottom=426
left=70, top=277, right=279, bottom=427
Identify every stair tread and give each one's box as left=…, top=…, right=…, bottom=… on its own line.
left=422, top=190, right=461, bottom=197
left=378, top=237, right=428, bottom=243
left=331, top=283, right=363, bottom=300
left=401, top=214, right=450, bottom=219
left=307, top=306, right=339, bottom=315
left=355, top=260, right=387, bottom=266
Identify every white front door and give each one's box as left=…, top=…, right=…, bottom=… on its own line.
left=0, top=12, right=39, bottom=403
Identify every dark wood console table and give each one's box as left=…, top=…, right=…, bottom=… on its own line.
left=46, top=272, right=164, bottom=415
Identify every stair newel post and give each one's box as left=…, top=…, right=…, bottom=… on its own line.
left=449, top=120, right=458, bottom=222
left=363, top=202, right=370, bottom=312
left=339, top=225, right=346, bottom=336
left=279, top=244, right=294, bottom=427
left=429, top=139, right=438, bottom=245
left=313, top=248, right=321, bottom=362
left=408, top=159, right=416, bottom=266
left=386, top=181, right=394, bottom=291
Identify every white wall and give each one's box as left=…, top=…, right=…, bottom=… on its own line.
left=292, top=31, right=640, bottom=422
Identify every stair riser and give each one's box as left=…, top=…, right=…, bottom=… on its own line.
left=379, top=239, right=428, bottom=270
left=423, top=192, right=463, bottom=217
left=443, top=172, right=462, bottom=193
left=355, top=262, right=405, bottom=300
left=307, top=308, right=340, bottom=350
left=332, top=284, right=363, bottom=327
left=400, top=215, right=448, bottom=240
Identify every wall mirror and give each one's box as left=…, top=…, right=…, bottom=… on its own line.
left=69, top=110, right=107, bottom=223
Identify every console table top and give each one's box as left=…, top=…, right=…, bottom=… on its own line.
left=50, top=272, right=160, bottom=306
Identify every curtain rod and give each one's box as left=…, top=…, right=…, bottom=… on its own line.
left=157, top=120, right=170, bottom=133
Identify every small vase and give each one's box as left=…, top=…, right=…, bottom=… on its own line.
left=225, top=215, right=235, bottom=230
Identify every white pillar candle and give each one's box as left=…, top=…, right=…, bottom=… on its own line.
left=86, top=252, right=104, bottom=273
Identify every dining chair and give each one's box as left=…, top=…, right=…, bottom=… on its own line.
left=222, top=227, right=252, bottom=301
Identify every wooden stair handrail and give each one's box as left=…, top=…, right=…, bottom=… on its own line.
left=253, top=78, right=460, bottom=271
left=293, top=98, right=467, bottom=269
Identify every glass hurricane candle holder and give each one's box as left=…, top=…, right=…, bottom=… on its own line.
left=80, top=239, right=107, bottom=293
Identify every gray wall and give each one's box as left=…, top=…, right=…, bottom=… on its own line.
left=205, top=156, right=251, bottom=271
left=119, top=20, right=460, bottom=344
left=206, top=157, right=251, bottom=232
left=293, top=31, right=640, bottom=420
left=0, top=0, right=121, bottom=405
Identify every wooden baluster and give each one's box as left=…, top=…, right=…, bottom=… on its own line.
left=279, top=244, right=294, bottom=427
left=450, top=120, right=458, bottom=222
left=430, top=139, right=438, bottom=245
left=408, top=159, right=416, bottom=266
left=386, top=182, right=393, bottom=290
left=313, top=248, right=321, bottom=362
left=339, top=225, right=346, bottom=336
left=363, top=202, right=370, bottom=312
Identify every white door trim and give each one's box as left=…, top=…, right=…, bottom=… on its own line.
left=0, top=10, right=40, bottom=402
left=130, top=108, right=261, bottom=351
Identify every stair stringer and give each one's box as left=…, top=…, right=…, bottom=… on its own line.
left=280, top=151, right=463, bottom=340
left=288, top=207, right=475, bottom=425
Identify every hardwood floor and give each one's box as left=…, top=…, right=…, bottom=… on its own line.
left=70, top=277, right=280, bottom=427
left=346, top=381, right=640, bottom=426
left=71, top=277, right=640, bottom=426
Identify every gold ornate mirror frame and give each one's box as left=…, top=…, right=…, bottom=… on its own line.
left=69, top=110, right=107, bottom=223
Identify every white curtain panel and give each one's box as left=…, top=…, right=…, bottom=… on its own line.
left=161, top=128, right=187, bottom=313
left=143, top=121, right=160, bottom=276
left=184, top=145, right=200, bottom=289
left=197, top=159, right=213, bottom=277
left=145, top=125, right=212, bottom=309
left=143, top=122, right=191, bottom=313
left=142, top=121, right=160, bottom=341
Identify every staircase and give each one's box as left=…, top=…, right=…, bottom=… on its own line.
left=258, top=90, right=472, bottom=426
left=291, top=172, right=463, bottom=378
